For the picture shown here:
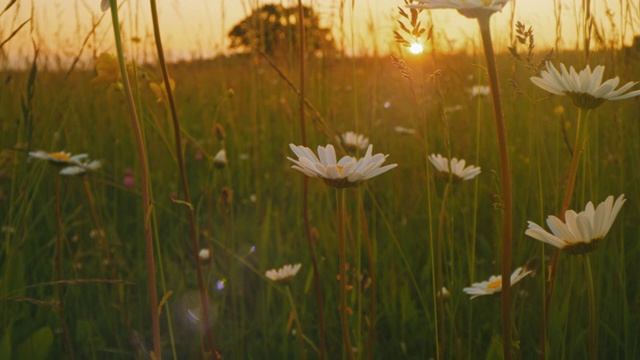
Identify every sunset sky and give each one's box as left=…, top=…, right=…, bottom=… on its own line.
left=1, top=0, right=637, bottom=68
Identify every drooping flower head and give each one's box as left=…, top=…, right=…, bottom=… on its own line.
left=463, top=261, right=535, bottom=299
left=265, top=263, right=302, bottom=283
left=525, top=195, right=626, bottom=255
left=428, top=154, right=481, bottom=182
left=530, top=63, right=640, bottom=109
left=337, top=131, right=369, bottom=152
left=213, top=149, right=227, bottom=169
left=287, top=144, right=397, bottom=188
left=407, top=0, right=510, bottom=18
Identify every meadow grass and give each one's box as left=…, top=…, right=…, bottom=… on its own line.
left=2, top=3, right=640, bottom=359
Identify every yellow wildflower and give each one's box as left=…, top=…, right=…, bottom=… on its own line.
left=91, top=53, right=120, bottom=86
left=149, top=78, right=176, bottom=103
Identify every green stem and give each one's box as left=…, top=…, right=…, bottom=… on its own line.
left=107, top=1, right=160, bottom=357
left=584, top=255, right=597, bottom=360
left=146, top=0, right=218, bottom=357
left=337, top=189, right=355, bottom=360
left=540, top=109, right=588, bottom=358
left=478, top=15, right=513, bottom=360
left=435, top=181, right=451, bottom=358
left=285, top=285, right=306, bottom=359
left=55, top=173, right=74, bottom=359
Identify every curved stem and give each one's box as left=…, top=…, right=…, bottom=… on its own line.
left=477, top=15, right=513, bottom=360
left=107, top=1, right=160, bottom=357
left=146, top=0, right=219, bottom=357
left=337, top=189, right=355, bottom=360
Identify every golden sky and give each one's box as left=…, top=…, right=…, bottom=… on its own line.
left=1, top=0, right=637, bottom=69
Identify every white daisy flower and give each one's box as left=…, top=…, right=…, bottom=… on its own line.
left=338, top=131, right=369, bottom=152
left=530, top=63, right=640, bottom=109
left=470, top=85, right=491, bottom=97
left=463, top=265, right=533, bottom=299
left=287, top=144, right=397, bottom=188
left=59, top=160, right=102, bottom=176
left=213, top=149, right=227, bottom=169
left=525, top=195, right=626, bottom=255
left=265, top=263, right=302, bottom=282
left=407, top=0, right=510, bottom=17
left=428, top=154, right=481, bottom=181
left=29, top=150, right=88, bottom=166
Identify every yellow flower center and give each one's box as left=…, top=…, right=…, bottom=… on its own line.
left=487, top=278, right=502, bottom=289
left=49, top=152, right=71, bottom=161
left=337, top=165, right=344, bottom=173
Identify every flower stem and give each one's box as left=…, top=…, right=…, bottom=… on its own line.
left=435, top=181, right=451, bottom=359
left=285, top=284, right=306, bottom=359
left=584, top=255, right=597, bottom=360
left=146, top=0, right=218, bottom=357
left=540, top=109, right=586, bottom=358
left=107, top=1, right=160, bottom=357
left=55, top=173, right=74, bottom=360
left=478, top=15, right=513, bottom=360
left=337, top=189, right=355, bottom=360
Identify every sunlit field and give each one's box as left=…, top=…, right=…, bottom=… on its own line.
left=2, top=0, right=640, bottom=359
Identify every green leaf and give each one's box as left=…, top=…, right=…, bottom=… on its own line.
left=15, top=326, right=53, bottom=360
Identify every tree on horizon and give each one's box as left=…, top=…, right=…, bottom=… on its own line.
left=228, top=4, right=335, bottom=57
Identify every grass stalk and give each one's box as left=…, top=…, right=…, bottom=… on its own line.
left=477, top=14, right=513, bottom=360
left=106, top=1, right=161, bottom=357
left=297, top=1, right=327, bottom=358
left=146, top=0, right=219, bottom=357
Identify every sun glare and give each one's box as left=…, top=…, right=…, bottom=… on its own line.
left=409, top=43, right=424, bottom=55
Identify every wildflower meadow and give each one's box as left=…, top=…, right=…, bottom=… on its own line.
left=1, top=0, right=640, bottom=359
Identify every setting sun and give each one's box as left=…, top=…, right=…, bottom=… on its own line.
left=409, top=43, right=424, bottom=54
